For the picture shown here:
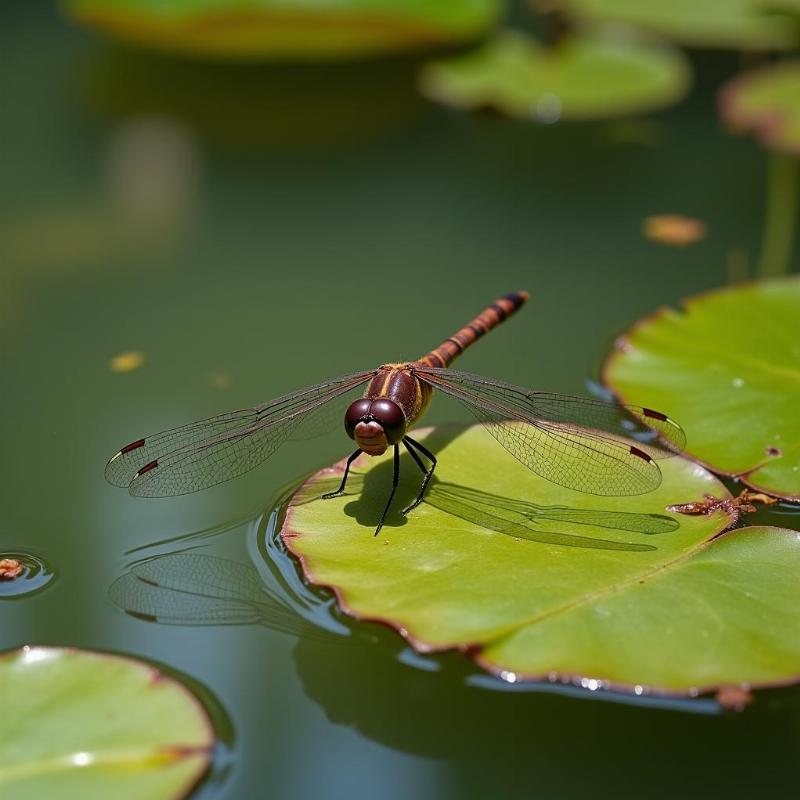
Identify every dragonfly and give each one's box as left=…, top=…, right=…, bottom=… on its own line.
left=106, top=292, right=685, bottom=535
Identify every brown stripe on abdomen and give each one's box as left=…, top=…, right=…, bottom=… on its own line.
left=416, top=291, right=529, bottom=368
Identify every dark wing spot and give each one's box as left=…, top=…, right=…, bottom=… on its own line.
left=136, top=460, right=159, bottom=476
left=127, top=610, right=158, bottom=622
left=120, top=438, right=146, bottom=455
left=643, top=408, right=668, bottom=422
left=629, top=446, right=653, bottom=462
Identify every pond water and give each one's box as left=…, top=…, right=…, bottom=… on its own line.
left=2, top=4, right=799, bottom=799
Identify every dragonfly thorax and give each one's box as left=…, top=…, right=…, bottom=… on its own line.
left=345, top=398, right=406, bottom=456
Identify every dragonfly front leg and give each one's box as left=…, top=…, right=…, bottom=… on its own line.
left=375, top=444, right=400, bottom=536
left=401, top=436, right=437, bottom=516
left=321, top=449, right=362, bottom=499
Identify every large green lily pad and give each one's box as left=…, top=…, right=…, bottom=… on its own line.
left=0, top=646, right=213, bottom=798
left=604, top=277, right=800, bottom=500
left=64, top=0, right=501, bottom=60
left=551, top=0, right=797, bottom=51
left=281, top=423, right=800, bottom=693
left=720, top=60, right=800, bottom=155
left=419, top=30, right=691, bottom=120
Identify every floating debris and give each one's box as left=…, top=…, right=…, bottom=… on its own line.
left=0, top=558, right=23, bottom=581
left=109, top=351, right=145, bottom=373
left=668, top=489, right=776, bottom=525
left=715, top=684, right=754, bottom=711
left=643, top=214, right=706, bottom=246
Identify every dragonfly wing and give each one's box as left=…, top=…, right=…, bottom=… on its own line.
left=416, top=368, right=685, bottom=497
left=106, top=370, right=376, bottom=497
left=288, top=381, right=369, bottom=442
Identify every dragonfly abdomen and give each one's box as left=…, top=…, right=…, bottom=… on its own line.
left=417, top=291, right=529, bottom=368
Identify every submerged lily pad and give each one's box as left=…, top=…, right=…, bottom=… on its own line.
left=720, top=60, right=800, bottom=155
left=551, top=0, right=797, bottom=51
left=419, top=30, right=691, bottom=121
left=604, top=277, right=800, bottom=500
left=65, top=0, right=501, bottom=60
left=0, top=646, right=213, bottom=798
left=281, top=423, right=800, bottom=694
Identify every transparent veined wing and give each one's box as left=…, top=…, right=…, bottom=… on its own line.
left=415, top=367, right=685, bottom=496
left=105, top=370, right=376, bottom=497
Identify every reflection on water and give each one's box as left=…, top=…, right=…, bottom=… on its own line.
left=109, top=552, right=330, bottom=638
left=109, top=485, right=352, bottom=639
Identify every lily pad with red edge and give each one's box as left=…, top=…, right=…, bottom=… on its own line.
left=549, top=0, right=798, bottom=51
left=604, top=277, right=800, bottom=501
left=418, top=30, right=691, bottom=121
left=720, top=60, right=800, bottom=156
left=282, top=423, right=800, bottom=695
left=63, top=0, right=502, bottom=60
left=0, top=646, right=214, bottom=798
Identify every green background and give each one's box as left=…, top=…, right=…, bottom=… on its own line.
left=2, top=3, right=800, bottom=799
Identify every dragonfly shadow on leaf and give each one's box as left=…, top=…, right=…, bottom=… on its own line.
left=108, top=551, right=339, bottom=642
left=425, top=481, right=678, bottom=552
left=307, top=421, right=678, bottom=550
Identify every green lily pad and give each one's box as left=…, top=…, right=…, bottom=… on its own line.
left=604, top=277, right=800, bottom=500
left=552, top=0, right=797, bottom=51
left=64, top=0, right=501, bottom=60
left=419, top=30, right=691, bottom=121
left=0, top=646, right=213, bottom=798
left=281, top=423, right=800, bottom=694
left=720, top=60, right=800, bottom=156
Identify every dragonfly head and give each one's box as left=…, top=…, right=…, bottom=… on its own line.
left=345, top=398, right=406, bottom=456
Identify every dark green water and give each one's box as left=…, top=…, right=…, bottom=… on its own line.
left=2, top=4, right=799, bottom=798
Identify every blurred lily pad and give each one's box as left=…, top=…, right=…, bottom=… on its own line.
left=0, top=646, right=213, bottom=798
left=550, top=0, right=797, bottom=50
left=419, top=30, right=691, bottom=121
left=65, top=0, right=502, bottom=60
left=280, top=423, right=800, bottom=694
left=80, top=49, right=424, bottom=151
left=720, top=60, right=800, bottom=155
left=604, top=277, right=800, bottom=500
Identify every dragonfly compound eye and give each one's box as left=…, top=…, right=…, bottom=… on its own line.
left=370, top=399, right=406, bottom=444
left=345, top=399, right=373, bottom=439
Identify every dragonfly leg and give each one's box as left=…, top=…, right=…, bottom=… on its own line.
left=375, top=444, right=400, bottom=536
left=401, top=436, right=437, bottom=516
left=321, top=449, right=362, bottom=499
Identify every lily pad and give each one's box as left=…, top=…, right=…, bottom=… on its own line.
left=0, top=646, right=213, bottom=798
left=419, top=30, right=691, bottom=121
left=551, top=0, right=798, bottom=51
left=720, top=60, right=800, bottom=156
left=64, top=0, right=501, bottom=60
left=604, top=277, right=800, bottom=500
left=281, top=423, right=800, bottom=694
